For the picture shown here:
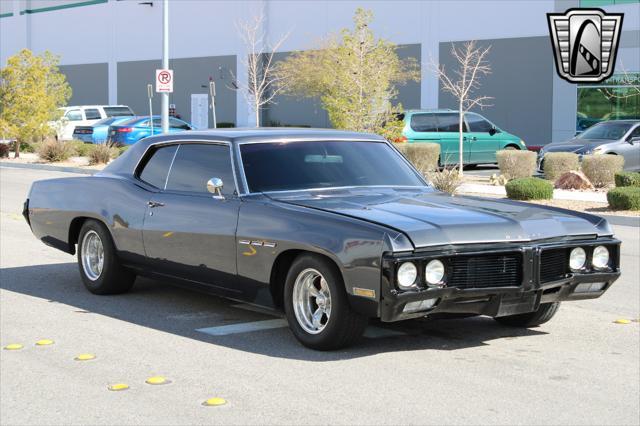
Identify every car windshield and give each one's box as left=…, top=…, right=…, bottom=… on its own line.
left=577, top=122, right=634, bottom=140
left=240, top=141, right=426, bottom=193
left=104, top=106, right=134, bottom=117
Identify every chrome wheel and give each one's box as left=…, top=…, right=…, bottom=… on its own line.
left=81, top=230, right=104, bottom=281
left=292, top=268, right=332, bottom=334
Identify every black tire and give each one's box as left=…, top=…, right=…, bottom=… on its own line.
left=284, top=254, right=367, bottom=350
left=504, top=145, right=519, bottom=151
left=494, top=302, right=560, bottom=327
left=77, top=219, right=135, bottom=295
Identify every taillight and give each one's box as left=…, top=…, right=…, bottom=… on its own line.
left=117, top=127, right=133, bottom=133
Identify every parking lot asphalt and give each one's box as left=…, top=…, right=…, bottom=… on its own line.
left=1, top=166, right=639, bottom=426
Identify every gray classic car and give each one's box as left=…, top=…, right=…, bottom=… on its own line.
left=538, top=120, right=640, bottom=172
left=24, top=129, right=621, bottom=350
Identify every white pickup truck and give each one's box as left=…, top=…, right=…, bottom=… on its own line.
left=52, top=105, right=134, bottom=140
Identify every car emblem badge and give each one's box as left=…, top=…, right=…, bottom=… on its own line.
left=547, top=8, right=623, bottom=83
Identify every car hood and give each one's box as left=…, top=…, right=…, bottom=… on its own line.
left=541, top=138, right=612, bottom=154
left=271, top=188, right=611, bottom=249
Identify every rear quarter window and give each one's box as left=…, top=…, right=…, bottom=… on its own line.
left=137, top=145, right=178, bottom=189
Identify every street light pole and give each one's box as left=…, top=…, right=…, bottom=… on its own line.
left=161, top=0, right=169, bottom=133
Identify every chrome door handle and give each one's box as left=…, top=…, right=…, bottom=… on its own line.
left=147, top=201, right=165, bottom=208
left=470, top=136, right=477, bottom=141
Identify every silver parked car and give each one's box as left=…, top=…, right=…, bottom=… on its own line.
left=539, top=120, right=640, bottom=172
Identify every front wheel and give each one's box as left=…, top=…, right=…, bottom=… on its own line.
left=284, top=254, right=367, bottom=350
left=494, top=302, right=560, bottom=327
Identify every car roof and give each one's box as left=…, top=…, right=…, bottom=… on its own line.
left=404, top=109, right=457, bottom=114
left=100, top=128, right=387, bottom=178
left=61, top=105, right=130, bottom=110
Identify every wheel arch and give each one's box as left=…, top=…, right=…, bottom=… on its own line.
left=503, top=143, right=522, bottom=150
left=269, top=249, right=344, bottom=310
left=68, top=216, right=114, bottom=255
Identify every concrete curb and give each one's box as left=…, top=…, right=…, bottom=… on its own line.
left=0, top=161, right=97, bottom=175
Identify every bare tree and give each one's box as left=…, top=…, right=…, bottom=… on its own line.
left=598, top=65, right=639, bottom=101
left=234, top=12, right=289, bottom=126
left=431, top=41, right=492, bottom=175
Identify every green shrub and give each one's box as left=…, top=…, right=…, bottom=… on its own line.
left=88, top=143, right=118, bottom=165
left=581, top=155, right=624, bottom=188
left=496, top=149, right=537, bottom=180
left=36, top=139, right=73, bottom=162
left=19, top=140, right=37, bottom=153
left=543, top=152, right=580, bottom=181
left=614, top=171, right=640, bottom=188
left=397, top=143, right=440, bottom=176
left=607, top=187, right=640, bottom=210
left=505, top=177, right=553, bottom=200
left=68, top=140, right=96, bottom=157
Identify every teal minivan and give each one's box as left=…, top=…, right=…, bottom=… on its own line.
left=401, top=109, right=527, bottom=166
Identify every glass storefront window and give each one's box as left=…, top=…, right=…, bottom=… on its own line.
left=579, top=0, right=639, bottom=6
left=576, top=72, right=640, bottom=132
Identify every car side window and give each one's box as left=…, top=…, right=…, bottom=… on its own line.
left=65, top=110, right=82, bottom=121
left=410, top=114, right=438, bottom=132
left=466, top=114, right=494, bottom=133
left=437, top=113, right=467, bottom=132
left=138, top=145, right=178, bottom=189
left=84, top=109, right=101, bottom=120
left=165, top=144, right=235, bottom=195
left=169, top=118, right=190, bottom=130
left=629, top=126, right=640, bottom=139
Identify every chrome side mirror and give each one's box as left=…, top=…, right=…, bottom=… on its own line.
left=628, top=136, right=640, bottom=145
left=207, top=177, right=224, bottom=199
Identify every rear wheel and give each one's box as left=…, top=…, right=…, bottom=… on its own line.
left=494, top=302, right=560, bottom=327
left=77, top=220, right=135, bottom=295
left=284, top=254, right=367, bottom=350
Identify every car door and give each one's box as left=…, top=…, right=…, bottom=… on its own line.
left=62, top=109, right=83, bottom=140
left=465, top=113, right=500, bottom=164
left=140, top=142, right=241, bottom=290
left=435, top=113, right=470, bottom=166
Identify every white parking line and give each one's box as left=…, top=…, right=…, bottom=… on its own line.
left=196, top=319, right=288, bottom=336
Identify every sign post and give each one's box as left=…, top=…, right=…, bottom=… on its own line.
left=147, top=84, right=154, bottom=134
left=161, top=0, right=170, bottom=133
left=209, top=81, right=217, bottom=129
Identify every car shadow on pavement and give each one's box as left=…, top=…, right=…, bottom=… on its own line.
left=0, top=262, right=547, bottom=361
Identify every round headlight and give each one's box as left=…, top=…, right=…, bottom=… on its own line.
left=569, top=247, right=587, bottom=271
left=397, top=262, right=418, bottom=289
left=425, top=260, right=445, bottom=286
left=592, top=246, right=610, bottom=270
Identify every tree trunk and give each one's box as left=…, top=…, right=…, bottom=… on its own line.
left=255, top=103, right=260, bottom=127
left=14, top=139, right=20, bottom=159
left=458, top=106, right=464, bottom=177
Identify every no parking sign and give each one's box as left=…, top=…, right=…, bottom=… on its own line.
left=155, top=69, right=173, bottom=93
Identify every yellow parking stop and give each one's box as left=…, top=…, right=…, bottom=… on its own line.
left=614, top=319, right=631, bottom=324
left=108, top=383, right=130, bottom=391
left=75, top=353, right=96, bottom=361
left=35, top=339, right=54, bottom=346
left=203, top=397, right=227, bottom=406
left=4, top=343, right=23, bottom=350
left=145, top=376, right=169, bottom=385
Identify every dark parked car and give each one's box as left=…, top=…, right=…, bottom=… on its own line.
left=23, top=129, right=621, bottom=350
